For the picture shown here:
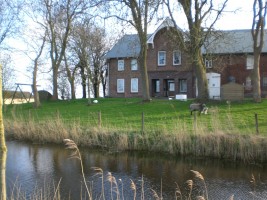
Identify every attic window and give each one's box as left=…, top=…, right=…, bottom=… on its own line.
left=158, top=51, right=166, bottom=66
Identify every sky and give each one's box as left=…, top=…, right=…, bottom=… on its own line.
left=9, top=0, right=256, bottom=97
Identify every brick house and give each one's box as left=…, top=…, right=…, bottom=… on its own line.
left=105, top=18, right=267, bottom=99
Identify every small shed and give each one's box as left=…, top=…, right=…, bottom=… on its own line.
left=221, top=82, right=244, bottom=101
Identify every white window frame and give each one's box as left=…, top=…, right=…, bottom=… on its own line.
left=155, top=80, right=160, bottom=93
left=131, top=78, right=138, bottom=93
left=179, top=79, right=187, bottom=92
left=118, top=59, right=124, bottom=71
left=246, top=55, right=254, bottom=69
left=158, top=51, right=166, bottom=66
left=117, top=79, right=125, bottom=93
left=205, top=58, right=212, bottom=68
left=131, top=59, right=138, bottom=71
left=173, top=50, right=181, bottom=65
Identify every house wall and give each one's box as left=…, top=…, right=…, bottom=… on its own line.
left=207, top=53, right=267, bottom=97
left=107, top=28, right=195, bottom=98
left=108, top=58, right=143, bottom=98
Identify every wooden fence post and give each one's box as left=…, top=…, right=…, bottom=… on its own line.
left=98, top=111, right=101, bottom=128
left=194, top=112, right=197, bottom=133
left=255, top=113, right=259, bottom=134
left=141, top=112, right=144, bottom=134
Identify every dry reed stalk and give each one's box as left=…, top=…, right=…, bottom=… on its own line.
left=186, top=179, right=193, bottom=200
left=190, top=170, right=208, bottom=200
left=228, top=194, right=234, bottom=200
left=107, top=172, right=120, bottom=200
left=63, top=139, right=92, bottom=200
left=52, top=178, right=62, bottom=200
left=196, top=196, right=205, bottom=200
left=91, top=167, right=105, bottom=200
left=118, top=179, right=124, bottom=200
left=130, top=179, right=136, bottom=200
left=174, top=182, right=182, bottom=200
left=150, top=188, right=161, bottom=200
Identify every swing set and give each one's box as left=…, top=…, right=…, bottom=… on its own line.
left=10, top=83, right=39, bottom=104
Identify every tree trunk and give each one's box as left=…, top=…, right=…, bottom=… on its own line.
left=52, top=65, right=59, bottom=100
left=33, top=60, right=41, bottom=108
left=70, top=78, right=76, bottom=100
left=0, top=151, right=7, bottom=200
left=194, top=49, right=209, bottom=100
left=0, top=65, right=7, bottom=151
left=139, top=40, right=151, bottom=101
left=252, top=50, right=261, bottom=102
left=87, top=67, right=91, bottom=105
left=0, top=64, right=7, bottom=200
left=80, top=67, right=86, bottom=98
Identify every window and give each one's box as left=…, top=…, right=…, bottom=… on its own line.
left=263, top=77, right=267, bottom=87
left=205, top=58, right=212, bottom=68
left=131, top=59, right=138, bottom=70
left=155, top=80, right=160, bottom=92
left=168, top=80, right=175, bottom=91
left=179, top=79, right=187, bottom=92
left=118, top=59, right=124, bottom=71
left=245, top=77, right=252, bottom=90
left=158, top=51, right=166, bottom=66
left=131, top=78, right=138, bottom=93
left=246, top=55, right=254, bottom=69
left=117, top=79, right=124, bottom=93
left=173, top=50, right=181, bottom=65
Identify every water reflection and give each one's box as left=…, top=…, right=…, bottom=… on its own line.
left=6, top=141, right=267, bottom=199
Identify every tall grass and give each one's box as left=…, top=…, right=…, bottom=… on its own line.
left=4, top=98, right=267, bottom=162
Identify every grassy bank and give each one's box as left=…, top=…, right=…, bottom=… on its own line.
left=3, top=98, right=267, bottom=162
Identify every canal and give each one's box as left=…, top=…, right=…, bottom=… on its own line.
left=5, top=141, right=267, bottom=199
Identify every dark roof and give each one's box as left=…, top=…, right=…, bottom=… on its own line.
left=105, top=34, right=141, bottom=59
left=105, top=18, right=267, bottom=59
left=202, top=29, right=267, bottom=54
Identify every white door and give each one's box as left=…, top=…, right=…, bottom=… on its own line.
left=206, top=72, right=221, bottom=99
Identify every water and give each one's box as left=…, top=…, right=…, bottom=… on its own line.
left=5, top=141, right=267, bottom=199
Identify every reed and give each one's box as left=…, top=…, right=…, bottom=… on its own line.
left=4, top=113, right=267, bottom=163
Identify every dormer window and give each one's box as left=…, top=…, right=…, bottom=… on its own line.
left=173, top=50, right=181, bottom=65
left=158, top=51, right=166, bottom=66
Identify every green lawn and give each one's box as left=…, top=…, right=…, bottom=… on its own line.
left=4, top=97, right=267, bottom=135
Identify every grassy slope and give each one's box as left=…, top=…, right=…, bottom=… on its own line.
left=3, top=98, right=267, bottom=135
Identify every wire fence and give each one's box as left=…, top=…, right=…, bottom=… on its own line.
left=6, top=105, right=267, bottom=135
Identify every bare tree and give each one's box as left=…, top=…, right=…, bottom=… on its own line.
left=41, top=0, right=90, bottom=100
left=0, top=0, right=23, bottom=47
left=251, top=0, right=267, bottom=102
left=32, top=33, right=47, bottom=108
left=1, top=54, right=15, bottom=101
left=88, top=26, right=107, bottom=98
left=104, top=0, right=160, bottom=101
left=63, top=52, right=78, bottom=99
left=165, top=0, right=228, bottom=100
left=70, top=19, right=92, bottom=102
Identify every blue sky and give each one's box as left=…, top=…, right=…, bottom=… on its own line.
left=10, top=0, right=257, bottom=97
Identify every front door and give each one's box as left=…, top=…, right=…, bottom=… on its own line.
left=206, top=72, right=221, bottom=99
left=164, top=79, right=175, bottom=97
